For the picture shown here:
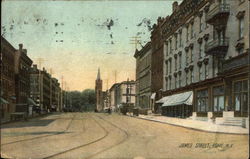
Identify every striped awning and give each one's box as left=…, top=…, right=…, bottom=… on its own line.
left=162, top=91, right=193, bottom=107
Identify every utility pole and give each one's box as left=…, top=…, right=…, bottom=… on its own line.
left=64, top=82, right=68, bottom=108
left=49, top=68, right=54, bottom=110
left=130, top=36, right=141, bottom=50
left=61, top=76, right=64, bottom=111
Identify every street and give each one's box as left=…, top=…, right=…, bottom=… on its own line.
left=1, top=113, right=248, bottom=159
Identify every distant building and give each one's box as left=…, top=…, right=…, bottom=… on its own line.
left=109, top=83, right=120, bottom=110
left=14, top=44, right=33, bottom=113
left=0, top=36, right=16, bottom=120
left=95, top=68, right=103, bottom=111
left=51, top=78, right=61, bottom=111
left=116, top=80, right=136, bottom=108
left=30, top=65, right=57, bottom=112
left=134, top=42, right=152, bottom=111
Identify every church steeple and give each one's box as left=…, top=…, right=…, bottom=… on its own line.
left=97, top=68, right=101, bottom=80
left=95, top=67, right=103, bottom=112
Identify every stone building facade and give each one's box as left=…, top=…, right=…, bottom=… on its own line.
left=109, top=83, right=120, bottom=110
left=159, top=0, right=249, bottom=127
left=0, top=37, right=16, bottom=120
left=116, top=80, right=136, bottom=107
left=134, top=42, right=152, bottom=110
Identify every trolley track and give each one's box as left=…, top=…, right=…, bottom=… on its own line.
left=1, top=114, right=76, bottom=146
left=85, top=115, right=130, bottom=159
left=43, top=115, right=109, bottom=159
left=44, top=114, right=130, bottom=159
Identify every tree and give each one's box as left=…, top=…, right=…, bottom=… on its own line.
left=68, top=89, right=96, bottom=112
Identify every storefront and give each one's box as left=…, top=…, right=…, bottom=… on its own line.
left=158, top=91, right=193, bottom=118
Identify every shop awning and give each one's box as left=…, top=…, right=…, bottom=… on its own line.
left=156, top=96, right=168, bottom=104
left=0, top=97, right=9, bottom=104
left=27, top=98, right=37, bottom=106
left=162, top=91, right=193, bottom=107
left=150, top=93, right=156, bottom=99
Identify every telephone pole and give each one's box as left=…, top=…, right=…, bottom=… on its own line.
left=130, top=36, right=141, bottom=50
left=61, top=76, right=64, bottom=111
left=49, top=68, right=54, bottom=110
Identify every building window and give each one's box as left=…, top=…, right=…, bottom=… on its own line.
left=190, top=49, right=193, bottom=62
left=190, top=69, right=194, bottom=83
left=213, top=85, right=224, bottom=112
left=166, top=44, right=168, bottom=56
left=199, top=65, right=203, bottom=81
left=186, top=51, right=189, bottom=66
left=166, top=78, right=168, bottom=90
left=169, top=78, right=172, bottom=90
left=179, top=31, right=182, bottom=47
left=239, top=17, right=244, bottom=39
left=170, top=39, right=172, bottom=54
left=175, top=35, right=178, bottom=50
left=197, top=89, right=208, bottom=112
left=179, top=54, right=182, bottom=69
left=205, top=64, right=209, bottom=79
left=199, top=15, right=203, bottom=32
left=191, top=23, right=194, bottom=38
left=175, top=57, right=177, bottom=71
left=178, top=74, right=181, bottom=87
left=175, top=76, right=178, bottom=89
left=186, top=71, right=189, bottom=85
left=166, top=61, right=168, bottom=75
left=169, top=59, right=172, bottom=74
left=233, top=80, right=248, bottom=112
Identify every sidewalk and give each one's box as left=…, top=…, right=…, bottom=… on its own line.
left=1, top=112, right=54, bottom=125
left=129, top=114, right=249, bottom=135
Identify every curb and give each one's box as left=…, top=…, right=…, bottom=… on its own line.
left=128, top=115, right=249, bottom=135
left=0, top=112, right=55, bottom=125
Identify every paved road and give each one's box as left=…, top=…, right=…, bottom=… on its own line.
left=1, top=113, right=248, bottom=159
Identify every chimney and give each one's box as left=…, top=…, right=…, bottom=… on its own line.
left=172, top=1, right=178, bottom=12
left=23, top=49, right=27, bottom=55
left=33, top=64, right=37, bottom=69
left=19, top=44, right=23, bottom=51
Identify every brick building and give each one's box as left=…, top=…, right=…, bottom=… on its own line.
left=30, top=65, right=54, bottom=112
left=134, top=42, right=152, bottom=111
left=14, top=44, right=33, bottom=113
left=0, top=37, right=16, bottom=120
left=150, top=17, right=165, bottom=112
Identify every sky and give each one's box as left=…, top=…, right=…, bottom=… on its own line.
left=2, top=0, right=175, bottom=91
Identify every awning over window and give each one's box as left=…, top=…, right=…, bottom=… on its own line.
left=162, top=91, right=193, bottom=107
left=27, top=98, right=37, bottom=106
left=150, top=93, right=156, bottom=99
left=0, top=97, right=9, bottom=104
left=156, top=96, right=168, bottom=103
